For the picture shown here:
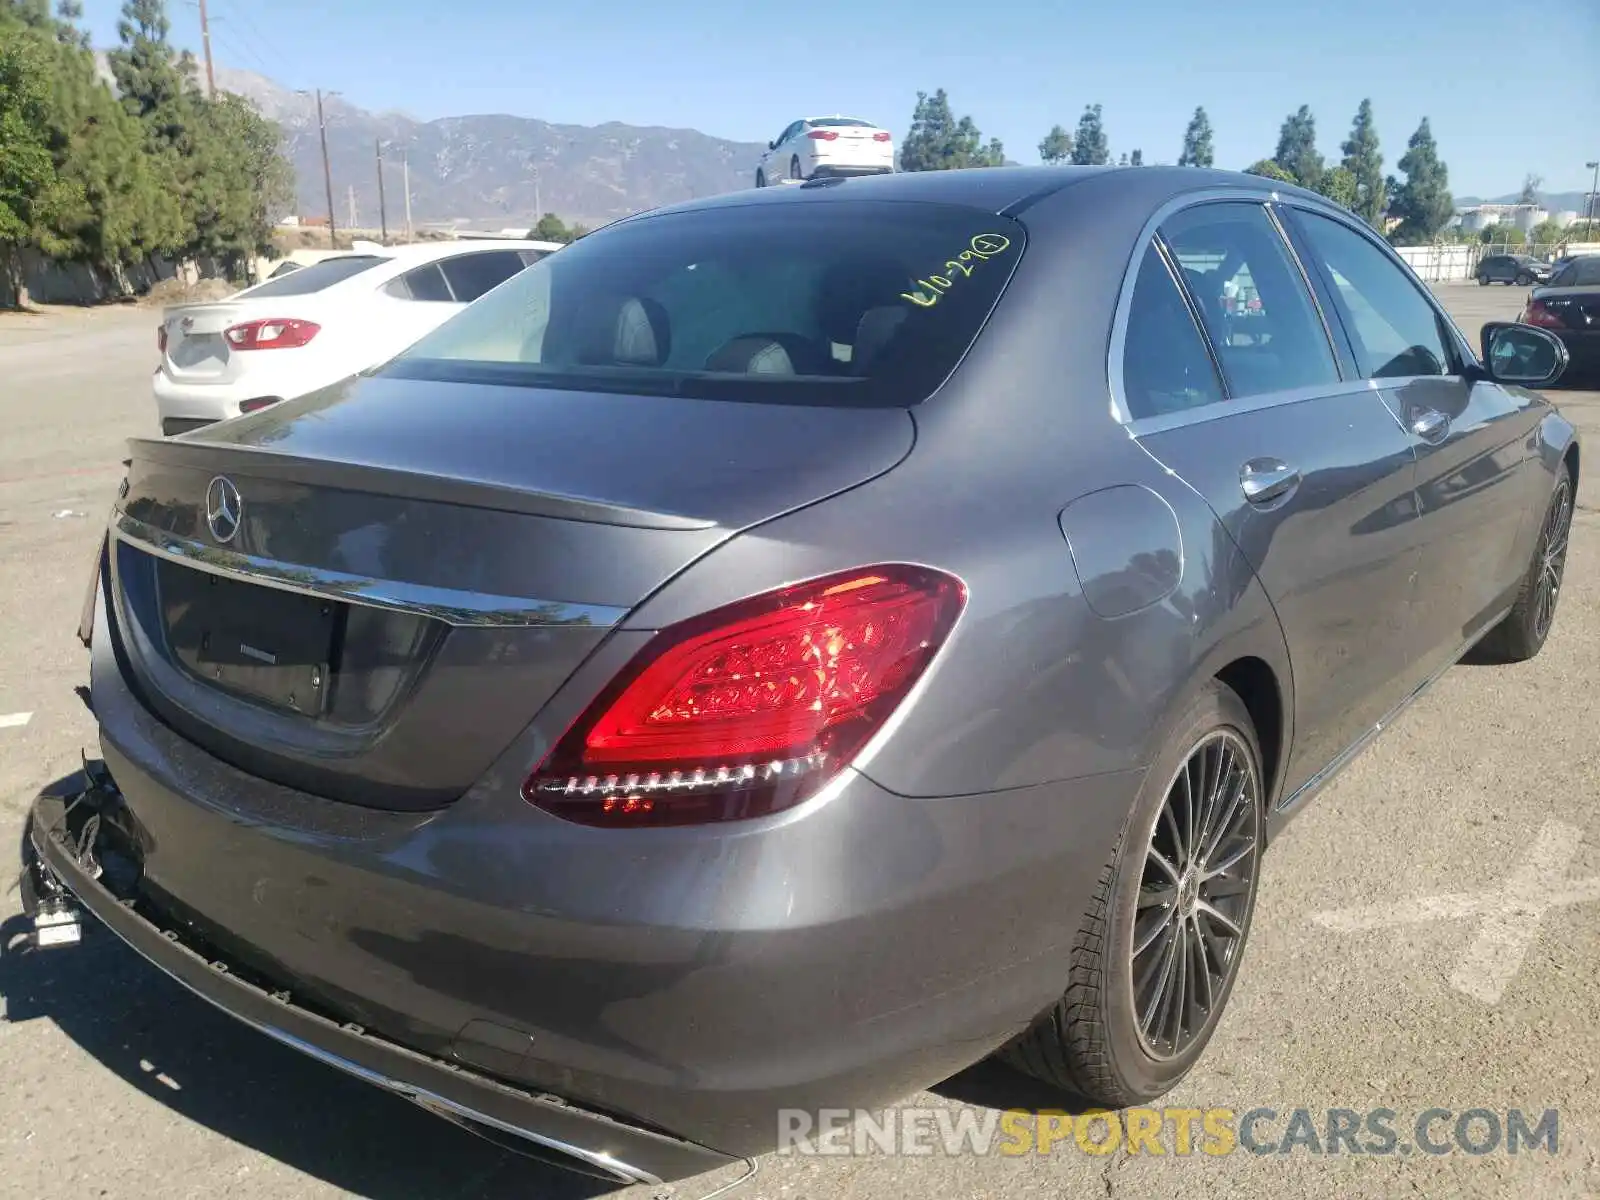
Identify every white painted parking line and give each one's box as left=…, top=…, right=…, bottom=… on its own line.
left=0, top=711, right=32, bottom=729
left=1310, top=820, right=1600, bottom=1004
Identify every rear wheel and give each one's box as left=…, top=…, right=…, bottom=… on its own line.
left=1516, top=272, right=1533, bottom=286
left=1477, top=464, right=1574, bottom=663
left=1001, top=680, right=1265, bottom=1105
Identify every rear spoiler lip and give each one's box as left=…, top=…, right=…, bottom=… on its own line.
left=125, top=436, right=717, bottom=532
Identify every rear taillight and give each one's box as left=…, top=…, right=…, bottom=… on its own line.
left=1523, top=300, right=1563, bottom=330
left=525, top=565, right=966, bottom=827
left=223, top=318, right=320, bottom=350
left=873, top=132, right=892, bottom=142
left=157, top=325, right=167, bottom=354
left=807, top=129, right=839, bottom=141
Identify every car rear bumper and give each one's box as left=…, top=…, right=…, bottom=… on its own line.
left=28, top=783, right=728, bottom=1185
left=62, top=581, right=1139, bottom=1163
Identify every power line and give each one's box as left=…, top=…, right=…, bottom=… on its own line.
left=211, top=0, right=295, bottom=81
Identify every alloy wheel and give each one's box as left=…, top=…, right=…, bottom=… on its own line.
left=1131, top=729, right=1261, bottom=1060
left=1534, top=476, right=1573, bottom=643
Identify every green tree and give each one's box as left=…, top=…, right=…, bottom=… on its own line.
left=1316, top=165, right=1358, bottom=210
left=1178, top=106, right=1214, bottom=167
left=1129, top=148, right=1143, bottom=167
left=1340, top=99, right=1385, bottom=229
left=1272, top=105, right=1323, bottom=190
left=1244, top=159, right=1296, bottom=184
left=1070, top=103, right=1109, bottom=165
left=1037, top=123, right=1072, bottom=165
left=1530, top=218, right=1563, bottom=246
left=530, top=212, right=572, bottom=242
left=1493, top=225, right=1526, bottom=246
left=1386, top=118, right=1454, bottom=245
left=1117, top=151, right=1128, bottom=167
left=899, top=89, right=1003, bottom=171
left=0, top=23, right=71, bottom=304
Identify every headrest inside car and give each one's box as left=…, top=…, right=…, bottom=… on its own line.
left=705, top=336, right=798, bottom=375
left=852, top=306, right=907, bottom=375
left=611, top=296, right=669, bottom=365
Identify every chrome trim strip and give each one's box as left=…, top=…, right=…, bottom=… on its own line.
left=1274, top=605, right=1513, bottom=816
left=1124, top=379, right=1378, bottom=438
left=113, top=510, right=626, bottom=629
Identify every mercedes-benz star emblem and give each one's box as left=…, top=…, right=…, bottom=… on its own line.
left=205, top=475, right=242, bottom=544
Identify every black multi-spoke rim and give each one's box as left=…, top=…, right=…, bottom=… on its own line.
left=1533, top=478, right=1572, bottom=642
left=1131, top=729, right=1260, bottom=1060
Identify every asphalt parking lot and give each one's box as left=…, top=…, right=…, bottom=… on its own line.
left=2, top=285, right=1597, bottom=1200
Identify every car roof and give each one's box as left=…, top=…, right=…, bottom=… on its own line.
left=626, top=165, right=1331, bottom=225
left=367, top=239, right=562, bottom=262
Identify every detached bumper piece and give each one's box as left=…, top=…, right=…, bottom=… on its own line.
left=27, top=773, right=736, bottom=1186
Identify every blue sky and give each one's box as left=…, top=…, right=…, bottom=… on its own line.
left=82, top=0, right=1598, bottom=199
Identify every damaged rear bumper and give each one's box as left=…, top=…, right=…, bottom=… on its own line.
left=27, top=780, right=738, bottom=1186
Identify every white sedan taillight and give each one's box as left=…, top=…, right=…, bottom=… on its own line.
left=224, top=318, right=321, bottom=350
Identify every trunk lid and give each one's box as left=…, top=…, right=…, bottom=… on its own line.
left=109, top=373, right=915, bottom=810
left=160, top=298, right=323, bottom=384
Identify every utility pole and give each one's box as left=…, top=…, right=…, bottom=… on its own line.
left=347, top=184, right=358, bottom=231
left=315, top=89, right=337, bottom=249
left=197, top=0, right=216, bottom=98
left=1588, top=161, right=1599, bottom=225
left=402, top=148, right=414, bottom=241
left=532, top=164, right=542, bottom=227
left=376, top=140, right=389, bottom=243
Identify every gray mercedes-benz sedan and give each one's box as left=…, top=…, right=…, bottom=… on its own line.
left=27, top=166, right=1578, bottom=1184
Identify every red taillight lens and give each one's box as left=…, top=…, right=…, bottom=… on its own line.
left=873, top=131, right=892, bottom=142
left=806, top=129, right=839, bottom=141
left=1523, top=300, right=1563, bottom=330
left=157, top=325, right=168, bottom=354
left=223, top=318, right=320, bottom=350
left=525, top=565, right=966, bottom=827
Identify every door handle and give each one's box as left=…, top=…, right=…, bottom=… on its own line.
left=1239, top=459, right=1301, bottom=506
left=1411, top=408, right=1451, bottom=443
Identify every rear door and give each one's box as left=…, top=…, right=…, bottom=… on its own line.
left=1122, top=200, right=1422, bottom=798
left=1281, top=204, right=1538, bottom=672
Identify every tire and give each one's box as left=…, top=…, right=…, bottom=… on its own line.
left=755, top=170, right=766, bottom=189
left=1476, top=463, right=1574, bottom=663
left=1000, top=679, right=1266, bottom=1106
left=1477, top=274, right=1490, bottom=286
left=790, top=155, right=803, bottom=181
left=1516, top=273, right=1533, bottom=286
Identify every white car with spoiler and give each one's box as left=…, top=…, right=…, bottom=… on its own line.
left=153, top=239, right=563, bottom=437
left=754, top=116, right=895, bottom=188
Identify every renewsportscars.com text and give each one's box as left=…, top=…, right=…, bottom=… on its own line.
left=777, top=1106, right=1559, bottom=1158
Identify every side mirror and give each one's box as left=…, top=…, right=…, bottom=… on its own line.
left=1480, top=321, right=1567, bottom=387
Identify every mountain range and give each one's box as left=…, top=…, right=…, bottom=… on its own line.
left=94, top=58, right=1593, bottom=230
left=215, top=67, right=772, bottom=231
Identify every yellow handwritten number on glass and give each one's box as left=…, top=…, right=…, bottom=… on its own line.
left=901, top=233, right=1013, bottom=307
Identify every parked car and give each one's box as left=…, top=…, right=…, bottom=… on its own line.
left=755, top=116, right=894, bottom=187
left=31, top=167, right=1577, bottom=1185
left=266, top=260, right=302, bottom=279
left=1476, top=253, right=1552, bottom=286
left=153, top=239, right=565, bottom=437
left=1523, top=252, right=1600, bottom=380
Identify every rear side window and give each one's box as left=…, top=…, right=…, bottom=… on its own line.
left=440, top=251, right=529, bottom=303
left=243, top=255, right=390, bottom=298
left=385, top=201, right=1026, bottom=407
left=1122, top=245, right=1224, bottom=419
left=1161, top=202, right=1338, bottom=398
left=387, top=262, right=455, bottom=302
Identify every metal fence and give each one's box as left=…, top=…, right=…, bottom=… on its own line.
left=1397, top=241, right=1600, bottom=283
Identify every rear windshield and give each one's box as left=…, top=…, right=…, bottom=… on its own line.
left=244, top=254, right=391, bottom=298
left=384, top=201, right=1024, bottom=407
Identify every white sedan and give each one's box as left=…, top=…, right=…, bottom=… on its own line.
left=754, top=117, right=895, bottom=188
left=153, top=239, right=563, bottom=436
